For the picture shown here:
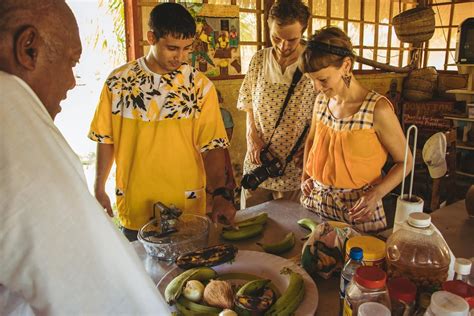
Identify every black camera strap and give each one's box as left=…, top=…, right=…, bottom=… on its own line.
left=265, top=67, right=303, bottom=149
left=280, top=123, right=310, bottom=175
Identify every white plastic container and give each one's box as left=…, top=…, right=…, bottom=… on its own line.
left=454, top=258, right=472, bottom=283
left=358, top=302, right=391, bottom=316
left=394, top=194, right=424, bottom=232
left=394, top=125, right=422, bottom=233
left=425, top=291, right=469, bottom=316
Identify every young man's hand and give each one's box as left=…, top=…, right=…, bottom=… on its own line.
left=210, top=195, right=236, bottom=227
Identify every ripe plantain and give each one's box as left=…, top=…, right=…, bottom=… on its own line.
left=175, top=244, right=238, bottom=269
left=235, top=291, right=275, bottom=312
left=164, top=267, right=217, bottom=305
left=221, top=223, right=264, bottom=241
left=257, top=232, right=295, bottom=255
left=235, top=279, right=275, bottom=312
left=264, top=269, right=305, bottom=316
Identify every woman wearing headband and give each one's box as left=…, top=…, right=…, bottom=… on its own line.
left=300, top=27, right=411, bottom=232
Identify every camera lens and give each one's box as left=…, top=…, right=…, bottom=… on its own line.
left=241, top=165, right=270, bottom=190
left=241, top=173, right=259, bottom=190
left=241, top=150, right=284, bottom=190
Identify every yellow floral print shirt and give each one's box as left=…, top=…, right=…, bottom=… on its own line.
left=89, top=58, right=229, bottom=230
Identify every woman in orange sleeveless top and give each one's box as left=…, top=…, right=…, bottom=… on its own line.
left=300, top=27, right=412, bottom=233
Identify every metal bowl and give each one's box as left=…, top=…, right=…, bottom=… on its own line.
left=138, top=213, right=210, bottom=261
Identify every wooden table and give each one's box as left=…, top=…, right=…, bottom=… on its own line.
left=133, top=199, right=473, bottom=315
left=430, top=199, right=474, bottom=259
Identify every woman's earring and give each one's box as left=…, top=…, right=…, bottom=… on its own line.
left=342, top=73, right=352, bottom=88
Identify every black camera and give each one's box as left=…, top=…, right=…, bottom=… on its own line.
left=241, top=149, right=284, bottom=190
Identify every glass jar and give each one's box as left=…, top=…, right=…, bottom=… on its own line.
left=343, top=266, right=391, bottom=316
left=386, top=213, right=451, bottom=293
left=387, top=277, right=417, bottom=316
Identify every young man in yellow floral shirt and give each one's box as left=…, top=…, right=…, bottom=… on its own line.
left=89, top=3, right=236, bottom=241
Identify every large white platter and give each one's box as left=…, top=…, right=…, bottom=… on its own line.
left=157, top=250, right=318, bottom=315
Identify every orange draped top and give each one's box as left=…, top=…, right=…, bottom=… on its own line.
left=306, top=91, right=391, bottom=189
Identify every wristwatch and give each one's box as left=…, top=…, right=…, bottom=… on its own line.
left=211, top=187, right=234, bottom=202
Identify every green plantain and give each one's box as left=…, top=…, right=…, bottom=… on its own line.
left=232, top=212, right=268, bottom=228
left=221, top=223, right=264, bottom=241
left=257, top=232, right=295, bottom=255
left=273, top=283, right=305, bottom=316
left=236, top=279, right=270, bottom=296
left=175, top=301, right=194, bottom=316
left=175, top=301, right=214, bottom=316
left=177, top=296, right=222, bottom=315
left=264, top=269, right=305, bottom=315
left=297, top=218, right=318, bottom=239
left=297, top=218, right=319, bottom=239
left=164, top=267, right=217, bottom=305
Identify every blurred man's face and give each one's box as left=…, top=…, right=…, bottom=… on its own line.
left=269, top=20, right=304, bottom=59
left=148, top=33, right=194, bottom=74
left=35, top=5, right=82, bottom=120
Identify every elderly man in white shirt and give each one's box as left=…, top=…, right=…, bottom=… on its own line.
left=0, top=0, right=168, bottom=314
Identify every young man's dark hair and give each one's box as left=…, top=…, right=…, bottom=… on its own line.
left=148, top=3, right=196, bottom=40
left=268, top=0, right=310, bottom=33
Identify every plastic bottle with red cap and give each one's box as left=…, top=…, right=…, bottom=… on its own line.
left=343, top=266, right=391, bottom=316
left=387, top=277, right=417, bottom=316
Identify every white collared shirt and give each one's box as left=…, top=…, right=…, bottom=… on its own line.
left=0, top=71, right=168, bottom=315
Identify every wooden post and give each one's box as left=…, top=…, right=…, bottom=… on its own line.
left=124, top=0, right=143, bottom=61
left=263, top=0, right=274, bottom=48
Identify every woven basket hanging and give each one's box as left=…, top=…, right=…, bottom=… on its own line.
left=393, top=7, right=435, bottom=43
